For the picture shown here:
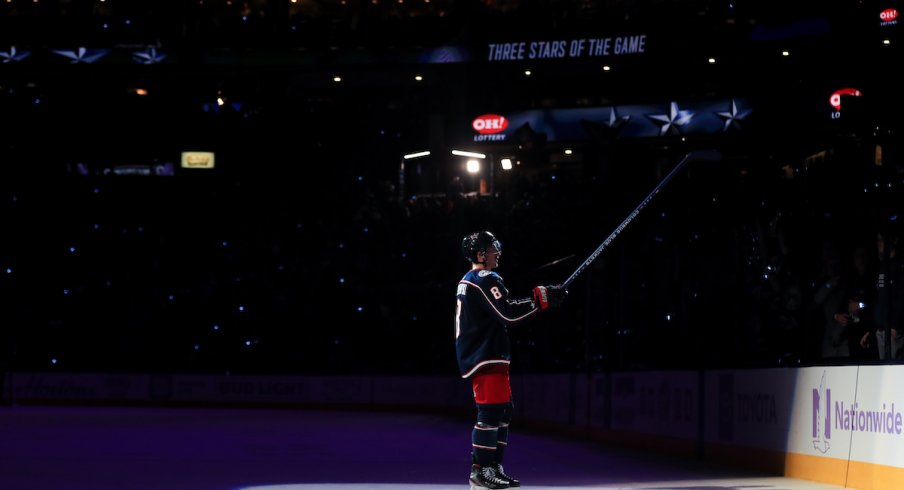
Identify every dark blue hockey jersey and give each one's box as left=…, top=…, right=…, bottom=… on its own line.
left=455, top=268, right=539, bottom=378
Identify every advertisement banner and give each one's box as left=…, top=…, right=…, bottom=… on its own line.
left=609, top=370, right=698, bottom=440
left=515, top=374, right=589, bottom=427
left=469, top=98, right=752, bottom=143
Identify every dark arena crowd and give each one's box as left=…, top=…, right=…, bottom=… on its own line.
left=1, top=0, right=902, bottom=377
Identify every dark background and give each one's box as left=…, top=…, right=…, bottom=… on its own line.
left=1, top=0, right=902, bottom=375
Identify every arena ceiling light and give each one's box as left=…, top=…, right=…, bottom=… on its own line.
left=451, top=150, right=485, bottom=159
left=403, top=151, right=430, bottom=159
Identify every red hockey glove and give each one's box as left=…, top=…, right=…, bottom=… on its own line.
left=533, top=285, right=568, bottom=310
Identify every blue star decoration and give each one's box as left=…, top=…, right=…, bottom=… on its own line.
left=0, top=46, right=30, bottom=63
left=52, top=47, right=109, bottom=64
left=647, top=101, right=694, bottom=136
left=605, top=106, right=631, bottom=131
left=133, top=46, right=167, bottom=65
left=715, top=99, right=751, bottom=131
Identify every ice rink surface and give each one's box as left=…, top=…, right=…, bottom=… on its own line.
left=0, top=406, right=848, bottom=490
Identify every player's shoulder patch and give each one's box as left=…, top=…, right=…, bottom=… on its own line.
left=477, top=270, right=492, bottom=277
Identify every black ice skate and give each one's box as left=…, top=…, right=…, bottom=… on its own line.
left=494, top=463, right=520, bottom=487
left=469, top=464, right=510, bottom=489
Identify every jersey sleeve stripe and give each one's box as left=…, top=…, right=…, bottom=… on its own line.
left=460, top=280, right=538, bottom=323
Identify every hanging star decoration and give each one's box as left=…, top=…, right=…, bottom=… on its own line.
left=604, top=106, right=631, bottom=131
left=0, top=46, right=30, bottom=63
left=715, top=99, right=751, bottom=131
left=52, top=47, right=109, bottom=64
left=647, top=101, right=694, bottom=136
left=133, top=46, right=167, bottom=65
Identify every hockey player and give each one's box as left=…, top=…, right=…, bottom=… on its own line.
left=456, top=231, right=567, bottom=489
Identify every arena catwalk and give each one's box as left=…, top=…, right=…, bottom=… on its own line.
left=0, top=406, right=846, bottom=490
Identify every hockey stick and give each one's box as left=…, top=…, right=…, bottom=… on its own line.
left=560, top=149, right=722, bottom=289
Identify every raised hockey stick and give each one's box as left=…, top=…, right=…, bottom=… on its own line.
left=560, top=149, right=722, bottom=289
